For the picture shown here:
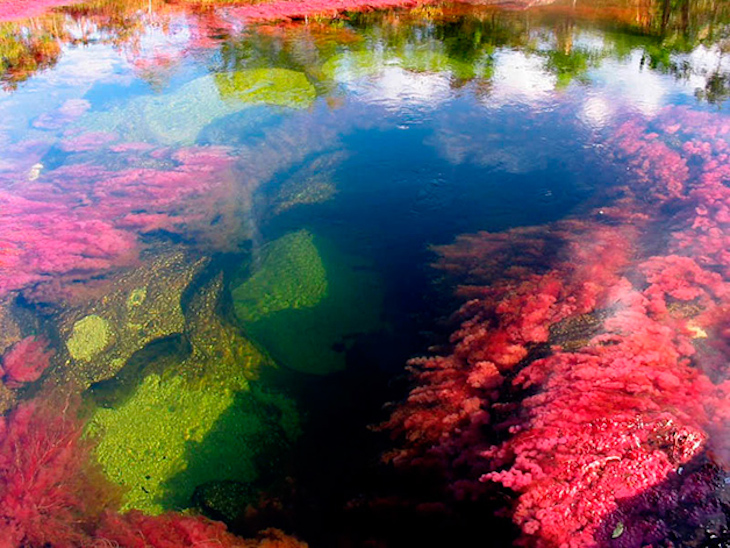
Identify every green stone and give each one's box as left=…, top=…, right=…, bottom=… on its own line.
left=66, top=314, right=112, bottom=361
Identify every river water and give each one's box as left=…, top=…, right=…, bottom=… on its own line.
left=0, top=1, right=729, bottom=546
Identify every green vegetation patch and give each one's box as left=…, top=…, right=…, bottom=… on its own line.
left=215, top=68, right=316, bottom=109
left=232, top=230, right=384, bottom=375
left=232, top=229, right=328, bottom=323
left=86, top=372, right=299, bottom=514
left=66, top=314, right=113, bottom=361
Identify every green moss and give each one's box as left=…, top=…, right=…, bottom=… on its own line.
left=232, top=230, right=328, bottom=323
left=66, top=314, right=112, bottom=361
left=232, top=231, right=385, bottom=375
left=86, top=372, right=299, bottom=514
left=75, top=75, right=276, bottom=146
left=215, top=68, right=316, bottom=109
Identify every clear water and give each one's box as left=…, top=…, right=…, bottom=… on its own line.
left=0, top=0, right=729, bottom=546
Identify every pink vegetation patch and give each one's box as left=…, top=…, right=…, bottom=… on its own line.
left=223, top=0, right=433, bottom=22
left=0, top=0, right=80, bottom=22
left=385, top=106, right=730, bottom=546
left=0, top=143, right=239, bottom=298
left=0, top=336, right=53, bottom=387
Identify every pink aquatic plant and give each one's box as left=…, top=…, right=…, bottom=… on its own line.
left=0, top=394, right=109, bottom=548
left=0, top=391, right=308, bottom=547
left=0, top=336, right=53, bottom=387
left=222, top=0, right=433, bottom=23
left=0, top=0, right=79, bottom=22
left=385, top=106, right=730, bottom=546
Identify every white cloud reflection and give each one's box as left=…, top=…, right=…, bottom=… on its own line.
left=484, top=50, right=557, bottom=107
left=335, top=64, right=452, bottom=111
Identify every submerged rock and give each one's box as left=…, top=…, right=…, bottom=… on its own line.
left=86, top=372, right=300, bottom=514
left=182, top=272, right=264, bottom=383
left=215, top=69, right=316, bottom=110
left=269, top=150, right=344, bottom=215
left=232, top=230, right=385, bottom=375
left=55, top=248, right=208, bottom=387
left=232, top=230, right=328, bottom=324
left=75, top=69, right=315, bottom=146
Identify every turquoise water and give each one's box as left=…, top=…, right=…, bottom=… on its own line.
left=0, top=0, right=729, bottom=546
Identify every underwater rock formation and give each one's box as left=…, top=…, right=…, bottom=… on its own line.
left=182, top=272, right=265, bottom=382
left=86, top=369, right=300, bottom=513
left=232, top=230, right=385, bottom=375
left=233, top=230, right=328, bottom=324
left=54, top=248, right=208, bottom=387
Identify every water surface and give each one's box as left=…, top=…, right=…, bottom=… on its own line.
left=0, top=0, right=729, bottom=546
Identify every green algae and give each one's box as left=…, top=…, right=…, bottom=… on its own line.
left=86, top=370, right=299, bottom=514
left=66, top=314, right=112, bottom=361
left=232, top=231, right=385, bottom=375
left=75, top=69, right=314, bottom=146
left=232, top=230, right=328, bottom=324
left=215, top=68, right=316, bottom=109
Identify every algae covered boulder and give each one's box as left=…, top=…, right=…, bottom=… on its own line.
left=215, top=68, right=316, bottom=109
left=233, top=230, right=328, bottom=323
left=86, top=371, right=300, bottom=514
left=56, top=249, right=208, bottom=387
left=74, top=74, right=283, bottom=146
left=232, top=230, right=385, bottom=375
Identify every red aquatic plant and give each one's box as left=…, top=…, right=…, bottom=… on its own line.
left=0, top=336, right=53, bottom=387
left=0, top=391, right=309, bottom=547
left=386, top=106, right=730, bottom=545
left=0, top=190, right=139, bottom=296
left=97, top=512, right=308, bottom=548
left=222, top=0, right=433, bottom=23
left=0, top=0, right=78, bottom=22
left=0, top=394, right=109, bottom=548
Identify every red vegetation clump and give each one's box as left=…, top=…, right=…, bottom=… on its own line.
left=0, top=391, right=308, bottom=547
left=0, top=143, right=241, bottom=298
left=0, top=395, right=110, bottom=548
left=221, top=0, right=432, bottom=23
left=0, top=0, right=78, bottom=22
left=97, top=512, right=308, bottom=548
left=385, top=107, right=730, bottom=546
left=0, top=336, right=54, bottom=387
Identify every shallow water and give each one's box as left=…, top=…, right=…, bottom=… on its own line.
left=0, top=0, right=729, bottom=546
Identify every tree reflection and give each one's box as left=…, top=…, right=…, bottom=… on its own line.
left=0, top=0, right=728, bottom=105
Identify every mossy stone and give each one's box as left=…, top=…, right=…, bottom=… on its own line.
left=86, top=372, right=299, bottom=514
left=66, top=314, right=112, bottom=361
left=232, top=230, right=328, bottom=323
left=232, top=231, right=385, bottom=375
left=215, top=68, right=316, bottom=109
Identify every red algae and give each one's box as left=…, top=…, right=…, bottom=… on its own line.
left=0, top=336, right=53, bottom=387
left=221, top=0, right=432, bottom=23
left=0, top=390, right=308, bottom=547
left=385, top=106, right=730, bottom=546
left=0, top=0, right=80, bottom=22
